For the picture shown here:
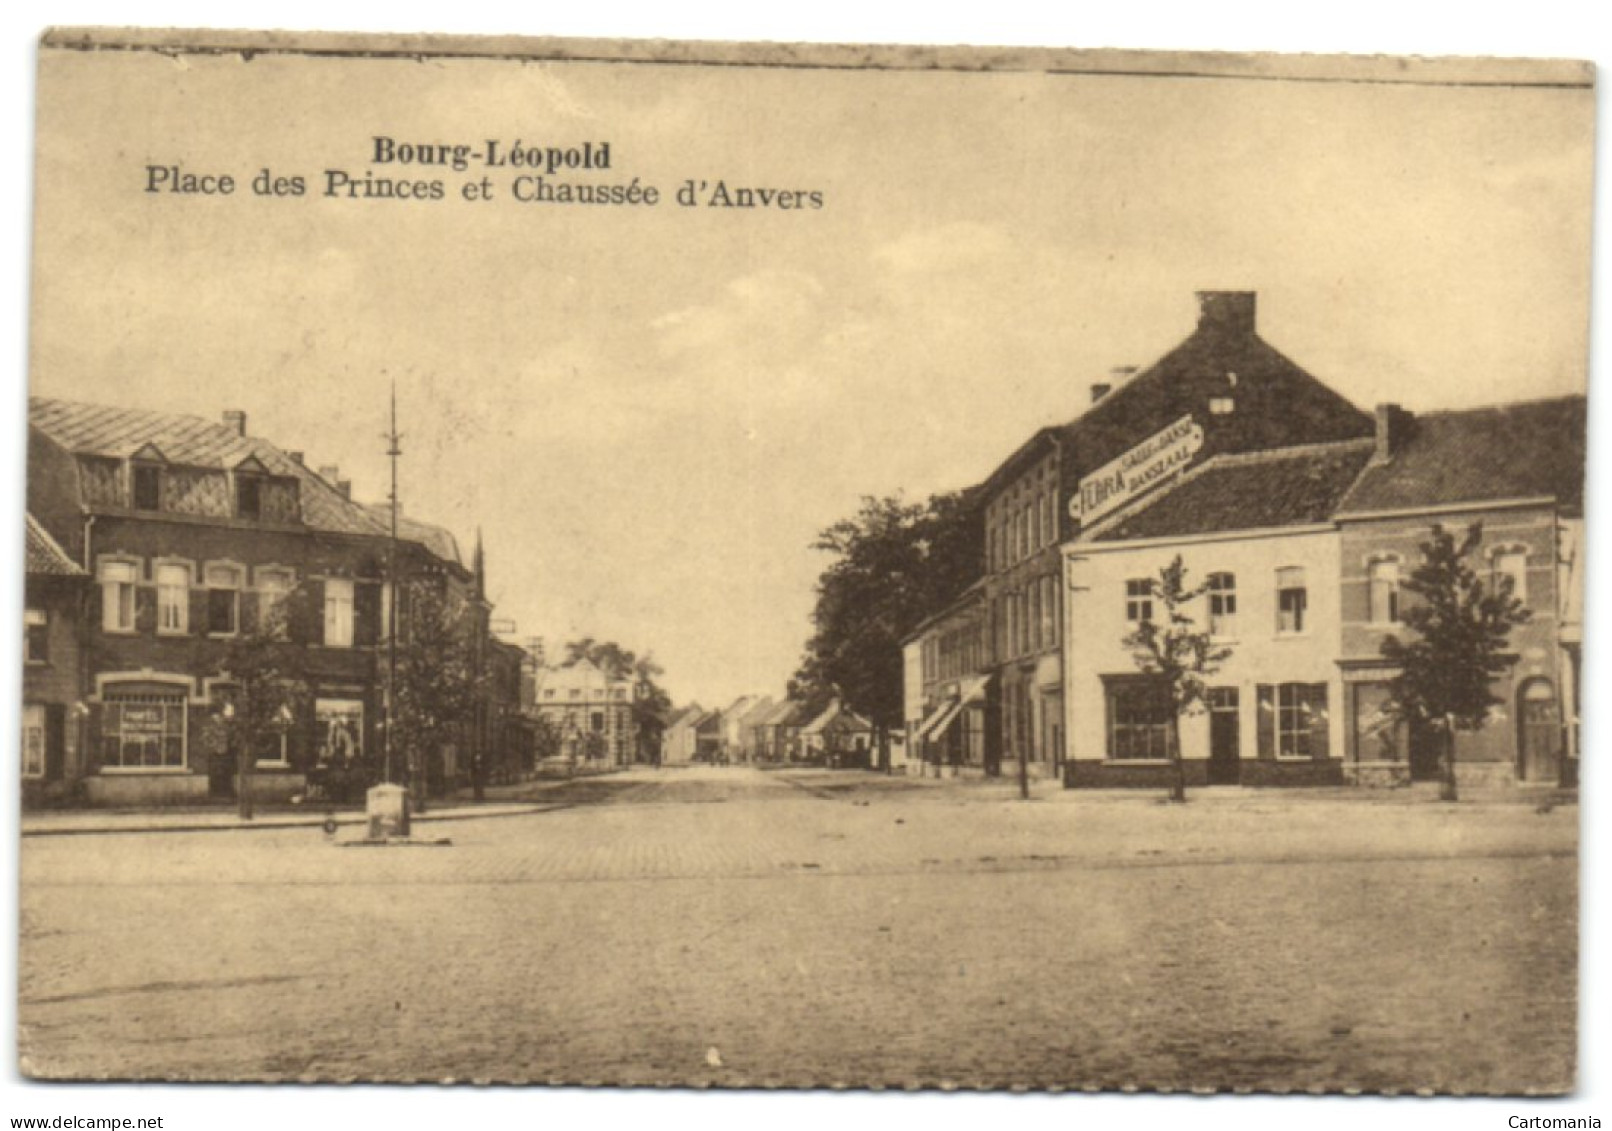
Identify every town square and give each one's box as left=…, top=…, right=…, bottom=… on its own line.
left=13, top=27, right=1594, bottom=1108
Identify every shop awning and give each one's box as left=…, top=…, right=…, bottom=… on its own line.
left=918, top=674, right=991, bottom=742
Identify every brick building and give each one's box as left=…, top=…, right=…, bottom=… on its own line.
left=1333, top=398, right=1585, bottom=788
left=25, top=397, right=518, bottom=807
left=22, top=514, right=90, bottom=807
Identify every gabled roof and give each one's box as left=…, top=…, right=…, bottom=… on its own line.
left=28, top=397, right=387, bottom=538
left=1092, top=441, right=1374, bottom=542
left=1335, top=397, right=1587, bottom=518
left=25, top=513, right=85, bottom=576
left=755, top=699, right=807, bottom=728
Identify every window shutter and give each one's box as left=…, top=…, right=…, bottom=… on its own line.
left=187, top=587, right=208, bottom=636
left=355, top=583, right=381, bottom=647
left=296, top=579, right=325, bottom=646
left=1308, top=684, right=1330, bottom=760
left=1256, top=684, right=1275, bottom=759
left=45, top=703, right=66, bottom=781
left=240, top=590, right=260, bottom=635
left=134, top=585, right=156, bottom=633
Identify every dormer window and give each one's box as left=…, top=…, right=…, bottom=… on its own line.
left=237, top=474, right=263, bottom=520
left=132, top=464, right=162, bottom=510
left=1210, top=397, right=1235, bottom=416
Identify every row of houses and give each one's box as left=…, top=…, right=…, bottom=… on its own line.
left=22, top=397, right=534, bottom=808
left=659, top=696, right=876, bottom=767
left=902, top=292, right=1584, bottom=790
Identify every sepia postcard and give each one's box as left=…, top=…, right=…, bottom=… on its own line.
left=14, top=26, right=1594, bottom=1100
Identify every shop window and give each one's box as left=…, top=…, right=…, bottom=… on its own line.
left=1368, top=558, right=1401, bottom=624
left=315, top=699, right=363, bottom=768
left=1207, top=572, right=1237, bottom=637
left=22, top=703, right=46, bottom=779
left=323, top=578, right=355, bottom=647
left=1491, top=546, right=1528, bottom=606
left=102, top=691, right=187, bottom=770
left=1276, top=567, right=1307, bottom=634
left=205, top=563, right=244, bottom=636
left=99, top=560, right=138, bottom=633
left=1107, top=679, right=1172, bottom=760
left=1126, top=578, right=1154, bottom=624
left=156, top=563, right=191, bottom=634
left=1276, top=683, right=1328, bottom=759
left=132, top=464, right=162, bottom=511
left=24, top=608, right=48, bottom=663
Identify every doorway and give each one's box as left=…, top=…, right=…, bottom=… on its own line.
left=1207, top=687, right=1240, bottom=784
left=1517, top=679, right=1561, bottom=784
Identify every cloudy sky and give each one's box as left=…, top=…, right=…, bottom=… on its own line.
left=26, top=41, right=1594, bottom=707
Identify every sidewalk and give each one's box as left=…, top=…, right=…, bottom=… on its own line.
left=20, top=779, right=586, bottom=838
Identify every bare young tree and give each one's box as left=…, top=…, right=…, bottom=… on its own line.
left=1123, top=556, right=1233, bottom=803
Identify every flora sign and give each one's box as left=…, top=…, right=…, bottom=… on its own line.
left=1070, top=415, right=1205, bottom=527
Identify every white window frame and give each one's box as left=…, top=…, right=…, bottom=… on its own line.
left=1367, top=557, right=1401, bottom=625
left=1276, top=567, right=1308, bottom=636
left=100, top=691, right=189, bottom=773
left=1490, top=545, right=1529, bottom=606
left=1276, top=683, right=1325, bottom=760
left=204, top=562, right=245, bottom=637
left=98, top=558, right=139, bottom=634
left=254, top=566, right=296, bottom=638
left=1126, top=578, right=1154, bottom=624
left=155, top=561, right=192, bottom=635
left=323, top=577, right=355, bottom=648
left=22, top=703, right=46, bottom=779
left=24, top=607, right=48, bottom=663
left=1207, top=572, right=1238, bottom=639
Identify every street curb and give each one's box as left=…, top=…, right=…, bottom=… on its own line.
left=19, top=802, right=573, bottom=838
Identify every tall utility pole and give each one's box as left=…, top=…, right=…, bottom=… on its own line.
left=383, top=381, right=403, bottom=786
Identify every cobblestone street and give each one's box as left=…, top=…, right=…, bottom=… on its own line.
left=18, top=767, right=1577, bottom=1092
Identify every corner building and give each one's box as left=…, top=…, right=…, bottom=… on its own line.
left=943, top=291, right=1372, bottom=779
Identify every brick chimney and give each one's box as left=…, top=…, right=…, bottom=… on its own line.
left=1196, top=291, right=1257, bottom=335
left=1371, top=403, right=1416, bottom=464
left=337, top=479, right=353, bottom=500
left=287, top=451, right=304, bottom=465
left=222, top=410, right=247, bottom=436
left=1090, top=383, right=1112, bottom=404
left=317, top=464, right=341, bottom=484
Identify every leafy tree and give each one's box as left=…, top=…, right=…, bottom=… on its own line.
left=1122, top=556, right=1233, bottom=803
left=793, top=491, right=981, bottom=753
left=1381, top=523, right=1529, bottom=801
left=392, top=579, right=483, bottom=803
left=205, top=591, right=310, bottom=820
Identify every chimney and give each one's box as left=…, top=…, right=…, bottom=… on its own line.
left=1092, top=365, right=1138, bottom=405
left=318, top=464, right=341, bottom=484
left=1196, top=291, right=1257, bottom=335
left=222, top=410, right=247, bottom=436
left=1090, top=383, right=1112, bottom=404
left=1372, top=403, right=1415, bottom=464
left=337, top=479, right=353, bottom=500
left=287, top=451, right=304, bottom=465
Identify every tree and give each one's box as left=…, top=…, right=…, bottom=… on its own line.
left=392, top=579, right=483, bottom=804
left=793, top=491, right=980, bottom=759
left=1122, top=556, right=1232, bottom=803
left=205, top=592, right=309, bottom=820
left=1381, top=522, right=1529, bottom=802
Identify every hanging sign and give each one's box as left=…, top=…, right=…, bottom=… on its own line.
left=1069, top=415, right=1204, bottom=527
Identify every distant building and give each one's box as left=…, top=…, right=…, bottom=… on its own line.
left=531, top=656, right=635, bottom=766
left=659, top=704, right=705, bottom=766
left=798, top=698, right=875, bottom=768
left=752, top=699, right=808, bottom=763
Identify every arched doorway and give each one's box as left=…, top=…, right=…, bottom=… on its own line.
left=1516, top=678, right=1561, bottom=784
